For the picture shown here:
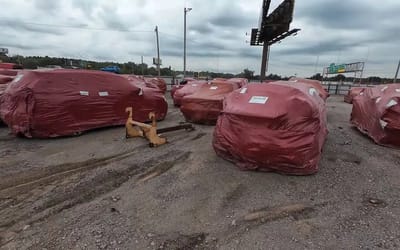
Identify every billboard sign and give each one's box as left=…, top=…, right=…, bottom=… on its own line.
left=153, top=57, right=162, bottom=65
left=251, top=0, right=296, bottom=46
left=0, top=48, right=8, bottom=54
left=324, top=62, right=364, bottom=75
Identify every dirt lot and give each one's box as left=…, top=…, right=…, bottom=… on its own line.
left=0, top=95, right=400, bottom=250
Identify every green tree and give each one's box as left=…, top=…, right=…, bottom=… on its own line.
left=237, top=68, right=254, bottom=80
left=310, top=73, right=323, bottom=81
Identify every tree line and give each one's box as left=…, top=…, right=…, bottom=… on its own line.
left=309, top=73, right=395, bottom=85
left=0, top=54, right=393, bottom=84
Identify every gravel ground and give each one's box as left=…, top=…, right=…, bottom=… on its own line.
left=0, top=95, right=399, bottom=250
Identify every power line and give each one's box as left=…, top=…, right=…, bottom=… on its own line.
left=0, top=19, right=153, bottom=33
left=159, top=31, right=201, bottom=44
left=0, top=19, right=203, bottom=45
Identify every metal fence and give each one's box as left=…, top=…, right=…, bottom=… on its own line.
left=323, top=83, right=377, bottom=95
left=324, top=84, right=352, bottom=95
left=163, top=77, right=378, bottom=95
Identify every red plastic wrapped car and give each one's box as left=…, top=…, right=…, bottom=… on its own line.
left=351, top=84, right=400, bottom=147
left=0, top=70, right=167, bottom=138
left=213, top=81, right=328, bottom=175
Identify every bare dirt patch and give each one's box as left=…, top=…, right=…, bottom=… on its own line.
left=1, top=95, right=400, bottom=249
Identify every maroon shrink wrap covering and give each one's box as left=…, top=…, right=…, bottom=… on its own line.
left=121, top=75, right=166, bottom=93
left=0, top=84, right=7, bottom=95
left=289, top=77, right=329, bottom=100
left=226, top=78, right=248, bottom=88
left=0, top=77, right=14, bottom=124
left=351, top=84, right=400, bottom=147
left=144, top=77, right=167, bottom=93
left=0, top=70, right=167, bottom=138
left=0, top=75, right=14, bottom=84
left=0, top=63, right=21, bottom=69
left=173, top=80, right=207, bottom=106
left=171, top=85, right=183, bottom=99
left=0, top=84, right=8, bottom=117
left=344, top=87, right=365, bottom=103
left=209, top=78, right=248, bottom=88
left=180, top=79, right=240, bottom=124
left=0, top=69, right=20, bottom=76
left=213, top=81, right=328, bottom=175
left=171, top=78, right=198, bottom=99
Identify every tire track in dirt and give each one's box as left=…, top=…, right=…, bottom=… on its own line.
left=217, top=201, right=330, bottom=244
left=0, top=129, right=200, bottom=198
left=0, top=144, right=150, bottom=195
left=0, top=151, right=192, bottom=246
left=0, top=127, right=200, bottom=194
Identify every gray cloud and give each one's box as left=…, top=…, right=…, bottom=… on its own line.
left=191, top=23, right=214, bottom=35
left=0, top=0, right=398, bottom=77
left=71, top=0, right=98, bottom=17
left=296, top=0, right=400, bottom=35
left=33, top=0, right=60, bottom=14
left=97, top=6, right=128, bottom=30
left=0, top=20, right=63, bottom=35
left=278, top=39, right=364, bottom=56
left=209, top=15, right=253, bottom=28
left=0, top=42, right=38, bottom=50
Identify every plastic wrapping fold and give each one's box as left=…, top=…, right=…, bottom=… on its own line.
left=351, top=84, right=400, bottom=147
left=180, top=79, right=240, bottom=124
left=0, top=69, right=20, bottom=76
left=173, top=80, right=208, bottom=106
left=0, top=75, right=14, bottom=84
left=225, top=78, right=248, bottom=88
left=213, top=81, right=328, bottom=175
left=144, top=77, right=167, bottom=93
left=344, top=87, right=365, bottom=103
left=289, top=77, right=329, bottom=100
left=121, top=75, right=166, bottom=93
left=0, top=70, right=167, bottom=138
left=1, top=76, right=15, bottom=124
left=171, top=85, right=183, bottom=99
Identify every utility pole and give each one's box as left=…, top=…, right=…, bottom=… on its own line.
left=184, top=7, right=192, bottom=78
left=314, top=55, right=320, bottom=74
left=155, top=26, right=161, bottom=76
left=394, top=59, right=400, bottom=83
left=141, top=56, right=144, bottom=76
left=260, top=43, right=269, bottom=81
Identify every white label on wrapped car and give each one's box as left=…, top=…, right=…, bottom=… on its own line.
left=249, top=96, right=268, bottom=104
left=192, top=84, right=197, bottom=86
left=396, top=89, right=400, bottom=92
left=240, top=88, right=247, bottom=94
left=376, top=97, right=382, bottom=103
left=380, top=119, right=388, bottom=128
left=381, top=86, right=388, bottom=92
left=138, top=88, right=143, bottom=96
left=309, top=88, right=317, bottom=96
left=80, top=91, right=89, bottom=96
left=210, top=86, right=218, bottom=90
left=387, top=99, right=398, bottom=108
left=98, top=91, right=109, bottom=96
left=360, top=92, right=364, bottom=95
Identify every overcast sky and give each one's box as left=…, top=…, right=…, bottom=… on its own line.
left=0, top=0, right=399, bottom=77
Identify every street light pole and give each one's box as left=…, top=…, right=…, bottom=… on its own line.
left=141, top=56, right=144, bottom=76
left=184, top=7, right=192, bottom=78
left=394, top=59, right=400, bottom=83
left=155, top=25, right=161, bottom=76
